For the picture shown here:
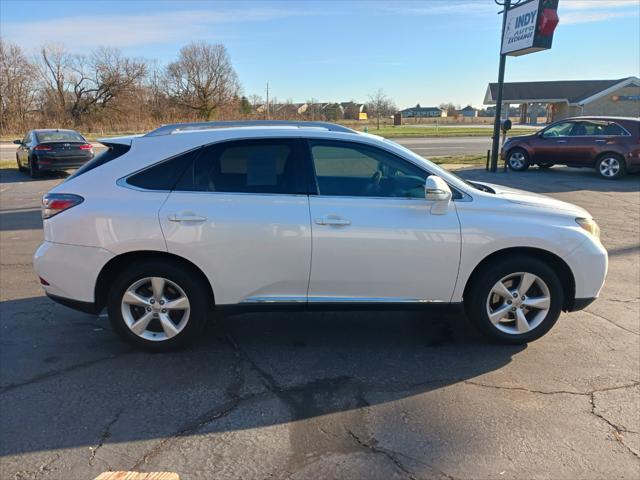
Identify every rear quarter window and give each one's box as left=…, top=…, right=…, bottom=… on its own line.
left=65, top=143, right=131, bottom=181
left=126, top=148, right=201, bottom=191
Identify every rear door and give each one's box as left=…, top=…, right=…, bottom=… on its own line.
left=305, top=139, right=461, bottom=303
left=158, top=138, right=312, bottom=305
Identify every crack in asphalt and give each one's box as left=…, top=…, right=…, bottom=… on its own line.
left=584, top=309, right=640, bottom=336
left=590, top=391, right=640, bottom=460
left=465, top=380, right=640, bottom=460
left=0, top=352, right=132, bottom=395
left=346, top=429, right=457, bottom=480
left=89, top=409, right=123, bottom=466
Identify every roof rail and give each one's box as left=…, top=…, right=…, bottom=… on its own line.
left=145, top=120, right=356, bottom=137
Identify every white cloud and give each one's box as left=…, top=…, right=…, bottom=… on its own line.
left=560, top=0, right=638, bottom=25
left=1, top=7, right=311, bottom=51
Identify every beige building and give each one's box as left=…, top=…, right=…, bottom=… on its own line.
left=484, top=77, right=639, bottom=123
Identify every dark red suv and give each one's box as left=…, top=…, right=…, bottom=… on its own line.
left=501, top=116, right=640, bottom=179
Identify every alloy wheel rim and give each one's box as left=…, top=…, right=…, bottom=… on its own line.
left=509, top=152, right=525, bottom=169
left=121, top=276, right=190, bottom=341
left=599, top=157, right=619, bottom=177
left=486, top=272, right=551, bottom=335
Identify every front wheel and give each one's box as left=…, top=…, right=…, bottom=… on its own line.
left=465, top=257, right=564, bottom=344
left=507, top=148, right=530, bottom=172
left=596, top=154, right=626, bottom=180
left=107, top=260, right=210, bottom=351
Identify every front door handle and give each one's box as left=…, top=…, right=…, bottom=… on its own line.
left=556, top=140, right=568, bottom=143
left=594, top=139, right=607, bottom=143
left=168, top=213, right=207, bottom=222
left=315, top=215, right=351, bottom=226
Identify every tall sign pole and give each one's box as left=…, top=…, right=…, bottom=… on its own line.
left=490, top=0, right=511, bottom=172
left=489, top=0, right=560, bottom=172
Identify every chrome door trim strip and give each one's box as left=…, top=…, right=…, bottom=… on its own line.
left=240, top=296, right=446, bottom=304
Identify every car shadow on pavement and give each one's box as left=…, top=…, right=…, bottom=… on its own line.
left=458, top=166, right=640, bottom=194
left=0, top=207, right=42, bottom=231
left=0, top=168, right=69, bottom=184
left=0, top=295, right=524, bottom=460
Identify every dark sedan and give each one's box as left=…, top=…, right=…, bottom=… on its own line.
left=501, top=116, right=640, bottom=179
left=14, top=129, right=94, bottom=178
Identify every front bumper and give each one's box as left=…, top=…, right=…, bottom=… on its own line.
left=34, top=241, right=114, bottom=304
left=565, top=236, right=608, bottom=301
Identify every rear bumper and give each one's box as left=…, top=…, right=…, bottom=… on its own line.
left=34, top=241, right=114, bottom=303
left=36, top=154, right=93, bottom=170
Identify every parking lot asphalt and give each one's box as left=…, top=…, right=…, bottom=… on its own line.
left=0, top=164, right=639, bottom=480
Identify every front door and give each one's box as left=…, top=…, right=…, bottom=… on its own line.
left=533, top=121, right=577, bottom=164
left=306, top=140, right=461, bottom=303
left=159, top=138, right=312, bottom=305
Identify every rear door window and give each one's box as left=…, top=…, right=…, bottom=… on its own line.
left=174, top=139, right=305, bottom=194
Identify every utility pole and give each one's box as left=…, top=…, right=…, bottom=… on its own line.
left=490, top=0, right=511, bottom=172
left=265, top=82, right=270, bottom=120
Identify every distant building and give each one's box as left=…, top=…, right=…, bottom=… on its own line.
left=400, top=104, right=446, bottom=118
left=458, top=105, right=478, bottom=117
left=340, top=102, right=367, bottom=120
left=484, top=77, right=640, bottom=122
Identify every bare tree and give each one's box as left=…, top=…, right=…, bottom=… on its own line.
left=165, top=41, right=240, bottom=120
left=0, top=38, right=38, bottom=133
left=367, top=89, right=396, bottom=129
left=38, top=45, right=146, bottom=126
left=439, top=102, right=460, bottom=117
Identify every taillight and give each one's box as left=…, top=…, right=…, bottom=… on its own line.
left=34, top=145, right=52, bottom=151
left=79, top=144, right=93, bottom=150
left=41, top=193, right=84, bottom=219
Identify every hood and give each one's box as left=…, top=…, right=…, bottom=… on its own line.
left=479, top=182, right=591, bottom=217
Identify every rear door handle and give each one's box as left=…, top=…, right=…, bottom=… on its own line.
left=168, top=213, right=207, bottom=222
left=556, top=140, right=568, bottom=143
left=315, top=215, right=351, bottom=226
left=595, top=139, right=607, bottom=143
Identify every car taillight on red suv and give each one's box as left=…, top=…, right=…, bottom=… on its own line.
left=41, top=193, right=84, bottom=219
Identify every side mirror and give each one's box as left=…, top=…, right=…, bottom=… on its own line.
left=424, top=175, right=452, bottom=215
left=13, top=139, right=22, bottom=145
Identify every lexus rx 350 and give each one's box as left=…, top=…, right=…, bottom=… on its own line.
left=34, top=121, right=608, bottom=351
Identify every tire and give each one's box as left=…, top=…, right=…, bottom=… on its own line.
left=29, top=156, right=40, bottom=178
left=107, top=259, right=211, bottom=351
left=537, top=163, right=553, bottom=169
left=16, top=156, right=26, bottom=172
left=596, top=154, right=626, bottom=180
left=464, top=257, right=563, bottom=344
left=507, top=148, right=530, bottom=172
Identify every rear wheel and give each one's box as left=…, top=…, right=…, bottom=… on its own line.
left=507, top=148, right=530, bottom=172
left=465, top=257, right=563, bottom=344
left=107, top=260, right=210, bottom=351
left=29, top=156, right=40, bottom=178
left=596, top=154, right=626, bottom=180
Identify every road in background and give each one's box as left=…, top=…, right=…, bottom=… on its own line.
left=1, top=163, right=638, bottom=480
left=1, top=136, right=493, bottom=163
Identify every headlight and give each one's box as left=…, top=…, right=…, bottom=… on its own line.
left=576, top=217, right=600, bottom=240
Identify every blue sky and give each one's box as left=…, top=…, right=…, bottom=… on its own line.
left=1, top=0, right=638, bottom=108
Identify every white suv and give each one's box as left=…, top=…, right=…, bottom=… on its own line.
left=34, top=121, right=607, bottom=351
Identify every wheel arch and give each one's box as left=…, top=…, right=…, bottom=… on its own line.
left=94, top=250, right=215, bottom=311
left=462, top=246, right=576, bottom=311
